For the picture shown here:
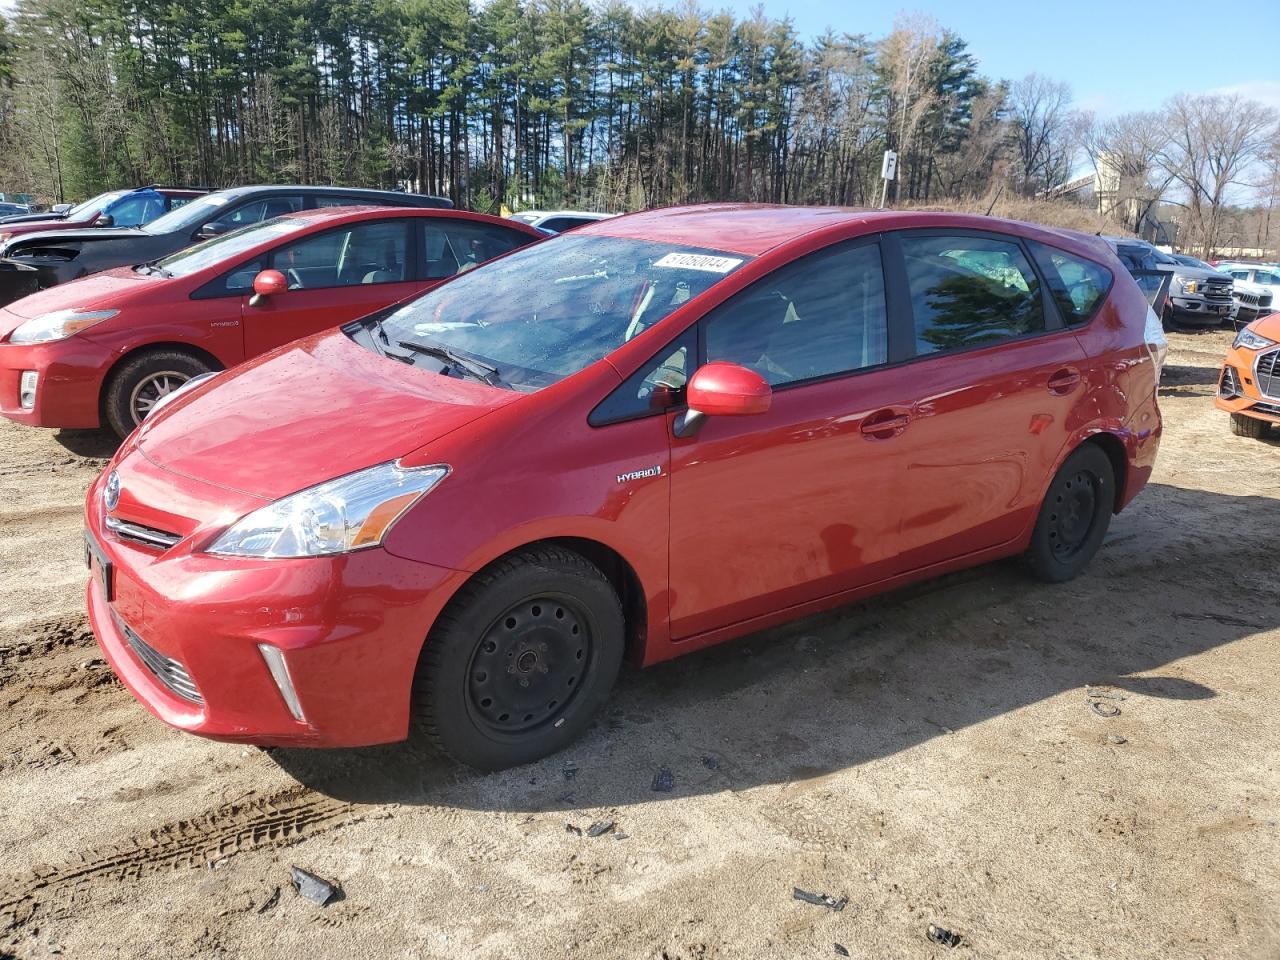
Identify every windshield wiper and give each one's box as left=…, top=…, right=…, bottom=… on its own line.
left=397, top=338, right=501, bottom=385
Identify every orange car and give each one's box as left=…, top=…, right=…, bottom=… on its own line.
left=1216, top=312, right=1280, bottom=438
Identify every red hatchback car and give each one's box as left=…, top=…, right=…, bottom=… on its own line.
left=1, top=206, right=542, bottom=436
left=83, top=205, right=1165, bottom=769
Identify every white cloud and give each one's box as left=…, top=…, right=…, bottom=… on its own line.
left=1208, top=81, right=1280, bottom=114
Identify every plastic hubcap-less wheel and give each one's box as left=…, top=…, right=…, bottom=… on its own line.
left=468, top=597, right=590, bottom=735
left=129, top=371, right=190, bottom=425
left=1046, top=470, right=1098, bottom=561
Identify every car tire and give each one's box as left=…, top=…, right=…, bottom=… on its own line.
left=415, top=546, right=625, bottom=770
left=103, top=350, right=215, bottom=439
left=1230, top=412, right=1271, bottom=439
left=1025, top=444, right=1115, bottom=584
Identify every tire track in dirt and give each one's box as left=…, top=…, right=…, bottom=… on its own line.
left=0, top=786, right=366, bottom=935
left=0, top=456, right=108, bottom=478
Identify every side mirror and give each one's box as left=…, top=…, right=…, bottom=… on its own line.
left=674, top=361, right=772, bottom=438
left=249, top=269, right=288, bottom=306
left=198, top=221, right=231, bottom=241
left=50, top=203, right=72, bottom=215
left=95, top=214, right=114, bottom=228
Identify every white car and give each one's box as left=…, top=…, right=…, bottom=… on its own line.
left=1218, top=263, right=1278, bottom=323
left=507, top=210, right=616, bottom=234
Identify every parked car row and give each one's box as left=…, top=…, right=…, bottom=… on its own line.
left=2, top=197, right=540, bottom=436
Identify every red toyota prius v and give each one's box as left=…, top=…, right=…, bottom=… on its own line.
left=0, top=206, right=542, bottom=437
left=83, top=204, right=1165, bottom=769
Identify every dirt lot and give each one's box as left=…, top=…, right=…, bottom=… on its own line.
left=1, top=329, right=1277, bottom=960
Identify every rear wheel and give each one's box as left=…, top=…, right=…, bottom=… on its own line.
left=103, top=350, right=215, bottom=439
left=1026, top=445, right=1115, bottom=583
left=1230, top=412, right=1271, bottom=439
left=415, top=546, right=625, bottom=770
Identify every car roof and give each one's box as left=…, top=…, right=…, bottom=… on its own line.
left=583, top=203, right=1111, bottom=260
left=273, top=205, right=544, bottom=235
left=207, top=184, right=452, bottom=207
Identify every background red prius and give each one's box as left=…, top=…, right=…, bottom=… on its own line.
left=1, top=206, right=542, bottom=437
left=83, top=204, right=1165, bottom=770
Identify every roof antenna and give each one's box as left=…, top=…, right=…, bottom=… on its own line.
left=984, top=182, right=1004, bottom=218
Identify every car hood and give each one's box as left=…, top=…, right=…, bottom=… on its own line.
left=0, top=213, right=71, bottom=226
left=132, top=329, right=518, bottom=500
left=1170, top=265, right=1222, bottom=281
left=4, top=226, right=147, bottom=255
left=1253, top=311, right=1280, bottom=339
left=3, top=266, right=155, bottom=320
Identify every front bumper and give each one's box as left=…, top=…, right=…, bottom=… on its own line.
left=1169, top=296, right=1233, bottom=325
left=0, top=336, right=109, bottom=428
left=84, top=469, right=469, bottom=747
left=1214, top=350, right=1280, bottom=426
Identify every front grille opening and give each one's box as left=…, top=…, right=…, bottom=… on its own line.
left=104, top=515, right=182, bottom=550
left=114, top=613, right=203, bottom=704
left=1258, top=350, right=1280, bottom=401
left=1219, top=366, right=1241, bottom=399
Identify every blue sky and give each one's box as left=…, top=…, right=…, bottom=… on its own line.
left=714, top=0, right=1280, bottom=116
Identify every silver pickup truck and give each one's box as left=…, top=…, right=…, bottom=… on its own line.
left=1106, top=238, right=1234, bottom=328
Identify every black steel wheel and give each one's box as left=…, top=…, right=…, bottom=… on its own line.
left=467, top=595, right=593, bottom=735
left=415, top=546, right=625, bottom=770
left=1026, top=444, right=1115, bottom=583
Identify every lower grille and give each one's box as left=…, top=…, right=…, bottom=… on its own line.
left=115, top=612, right=203, bottom=704
left=1219, top=365, right=1241, bottom=398
left=1258, top=350, right=1280, bottom=401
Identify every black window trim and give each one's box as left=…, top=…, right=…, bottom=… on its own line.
left=883, top=226, right=1074, bottom=363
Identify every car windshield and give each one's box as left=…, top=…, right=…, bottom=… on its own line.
left=149, top=216, right=310, bottom=278
left=68, top=191, right=126, bottom=218
left=377, top=234, right=749, bottom=391
left=142, top=192, right=237, bottom=235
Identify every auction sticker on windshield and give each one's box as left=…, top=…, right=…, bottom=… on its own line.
left=653, top=252, right=744, bottom=273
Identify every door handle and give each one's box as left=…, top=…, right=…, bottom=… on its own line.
left=1047, top=367, right=1081, bottom=395
left=860, top=409, right=910, bottom=439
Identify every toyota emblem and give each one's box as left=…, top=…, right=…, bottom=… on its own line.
left=104, top=470, right=120, bottom=512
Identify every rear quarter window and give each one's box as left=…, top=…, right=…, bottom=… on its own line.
left=1028, top=241, right=1114, bottom=326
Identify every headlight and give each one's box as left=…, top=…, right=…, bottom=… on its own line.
left=8, top=309, right=119, bottom=344
left=1180, top=279, right=1197, bottom=294
left=1233, top=328, right=1276, bottom=351
left=207, top=461, right=448, bottom=558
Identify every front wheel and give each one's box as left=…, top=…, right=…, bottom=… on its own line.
left=1230, top=412, right=1271, bottom=439
left=1025, top=444, right=1115, bottom=583
left=415, top=546, right=625, bottom=770
left=103, top=350, right=215, bottom=439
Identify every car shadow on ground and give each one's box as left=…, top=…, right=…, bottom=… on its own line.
left=270, top=482, right=1279, bottom=811
left=53, top=428, right=118, bottom=459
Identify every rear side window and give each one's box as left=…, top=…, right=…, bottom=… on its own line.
left=421, top=220, right=534, bottom=280
left=900, top=235, right=1044, bottom=354
left=1028, top=241, right=1113, bottom=326
left=702, top=240, right=889, bottom=386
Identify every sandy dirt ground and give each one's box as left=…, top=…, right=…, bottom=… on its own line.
left=1, top=329, right=1278, bottom=960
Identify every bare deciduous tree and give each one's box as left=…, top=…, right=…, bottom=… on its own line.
left=1160, top=93, right=1277, bottom=257
left=877, top=14, right=942, bottom=202
left=1080, top=109, right=1175, bottom=234
left=1007, top=73, right=1073, bottom=195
